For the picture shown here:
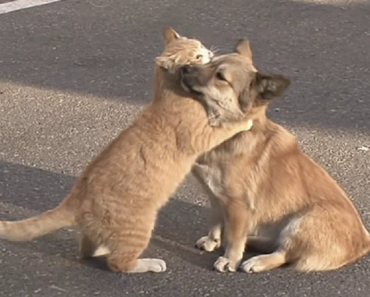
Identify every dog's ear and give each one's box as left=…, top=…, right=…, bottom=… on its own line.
left=255, top=72, right=290, bottom=100
left=236, top=39, right=253, bottom=61
left=163, top=27, right=181, bottom=44
left=155, top=56, right=175, bottom=70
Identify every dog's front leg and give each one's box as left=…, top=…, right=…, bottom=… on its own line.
left=195, top=193, right=224, bottom=252
left=193, top=163, right=224, bottom=252
left=214, top=201, right=250, bottom=272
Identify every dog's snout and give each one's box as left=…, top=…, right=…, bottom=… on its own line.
left=181, top=65, right=193, bottom=75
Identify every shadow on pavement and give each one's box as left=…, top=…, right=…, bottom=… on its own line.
left=1, top=158, right=370, bottom=296
left=0, top=161, right=225, bottom=270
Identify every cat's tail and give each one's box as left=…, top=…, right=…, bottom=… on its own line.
left=0, top=196, right=76, bottom=241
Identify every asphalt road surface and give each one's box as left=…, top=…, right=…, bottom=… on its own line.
left=1, top=0, right=370, bottom=296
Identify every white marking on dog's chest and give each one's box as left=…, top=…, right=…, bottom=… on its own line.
left=197, top=164, right=224, bottom=197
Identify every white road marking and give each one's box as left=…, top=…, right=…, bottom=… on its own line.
left=0, top=0, right=61, bottom=15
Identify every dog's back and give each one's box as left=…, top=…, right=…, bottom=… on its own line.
left=197, top=114, right=370, bottom=272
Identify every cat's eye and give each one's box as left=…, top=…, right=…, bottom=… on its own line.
left=216, top=72, right=227, bottom=81
left=196, top=54, right=203, bottom=60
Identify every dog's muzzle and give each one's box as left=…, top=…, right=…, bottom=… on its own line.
left=180, top=65, right=193, bottom=75
left=180, top=65, right=194, bottom=92
left=180, top=65, right=204, bottom=96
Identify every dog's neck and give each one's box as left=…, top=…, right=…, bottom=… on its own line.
left=210, top=106, right=297, bottom=160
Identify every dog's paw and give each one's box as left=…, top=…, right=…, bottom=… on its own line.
left=195, top=236, right=221, bottom=252
left=213, top=256, right=239, bottom=272
left=240, top=257, right=265, bottom=273
left=240, top=254, right=282, bottom=273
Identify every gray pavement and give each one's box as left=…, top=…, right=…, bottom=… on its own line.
left=1, top=0, right=370, bottom=296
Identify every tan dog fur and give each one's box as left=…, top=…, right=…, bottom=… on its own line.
left=0, top=29, right=252, bottom=273
left=182, top=40, right=370, bottom=273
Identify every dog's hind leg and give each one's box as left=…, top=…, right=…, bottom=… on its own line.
left=241, top=250, right=287, bottom=273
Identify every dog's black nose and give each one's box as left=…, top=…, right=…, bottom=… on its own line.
left=181, top=65, right=193, bottom=75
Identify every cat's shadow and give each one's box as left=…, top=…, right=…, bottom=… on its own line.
left=80, top=198, right=225, bottom=272
left=1, top=161, right=248, bottom=272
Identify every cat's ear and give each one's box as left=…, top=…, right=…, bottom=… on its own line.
left=163, top=27, right=181, bottom=44
left=155, top=56, right=175, bottom=70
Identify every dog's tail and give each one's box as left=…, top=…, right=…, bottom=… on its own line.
left=0, top=197, right=76, bottom=241
left=365, top=229, right=370, bottom=255
left=356, top=226, right=370, bottom=260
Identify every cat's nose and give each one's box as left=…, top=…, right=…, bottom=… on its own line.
left=181, top=65, right=193, bottom=75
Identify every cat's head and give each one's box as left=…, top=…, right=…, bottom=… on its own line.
left=155, top=27, right=213, bottom=72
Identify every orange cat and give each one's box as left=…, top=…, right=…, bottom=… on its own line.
left=0, top=28, right=252, bottom=273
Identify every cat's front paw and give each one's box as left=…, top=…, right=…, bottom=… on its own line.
left=243, top=119, right=253, bottom=131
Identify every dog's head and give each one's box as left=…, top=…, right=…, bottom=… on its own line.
left=155, top=27, right=214, bottom=71
left=180, top=39, right=290, bottom=122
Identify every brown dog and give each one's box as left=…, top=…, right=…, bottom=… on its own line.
left=0, top=29, right=252, bottom=274
left=182, top=39, right=370, bottom=273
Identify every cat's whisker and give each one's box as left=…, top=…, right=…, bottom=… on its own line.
left=210, top=45, right=221, bottom=54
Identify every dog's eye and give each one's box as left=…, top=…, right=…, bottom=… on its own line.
left=216, top=72, right=227, bottom=81
left=196, top=54, right=203, bottom=60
